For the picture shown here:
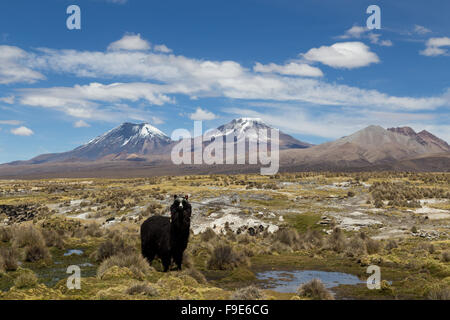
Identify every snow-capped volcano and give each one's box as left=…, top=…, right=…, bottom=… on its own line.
left=26, top=122, right=172, bottom=163
left=205, top=118, right=312, bottom=149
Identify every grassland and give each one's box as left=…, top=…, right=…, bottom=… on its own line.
left=0, top=172, right=449, bottom=300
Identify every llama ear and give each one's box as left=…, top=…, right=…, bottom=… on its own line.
left=173, top=194, right=178, bottom=200
left=184, top=195, right=189, bottom=200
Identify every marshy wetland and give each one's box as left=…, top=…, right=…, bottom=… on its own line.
left=0, top=172, right=449, bottom=300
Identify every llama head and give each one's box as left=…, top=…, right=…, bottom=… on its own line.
left=171, top=194, right=191, bottom=226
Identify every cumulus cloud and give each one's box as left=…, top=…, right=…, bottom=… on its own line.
left=153, top=44, right=172, bottom=53
left=74, top=120, right=90, bottom=128
left=302, top=42, right=380, bottom=69
left=338, top=26, right=368, bottom=39
left=253, top=62, right=323, bottom=77
left=0, top=34, right=447, bottom=123
left=0, top=45, right=44, bottom=84
left=11, top=126, right=33, bottom=136
left=368, top=34, right=393, bottom=47
left=420, top=37, right=450, bottom=56
left=189, top=107, right=217, bottom=121
left=107, top=33, right=151, bottom=51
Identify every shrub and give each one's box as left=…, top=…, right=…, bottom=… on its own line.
left=346, top=236, right=367, bottom=257
left=347, top=191, right=355, bottom=197
left=200, top=228, right=217, bottom=242
left=231, top=286, right=265, bottom=300
left=442, top=251, right=450, bottom=262
left=207, top=244, right=249, bottom=270
left=297, top=279, right=334, bottom=300
left=274, top=228, right=299, bottom=248
left=300, top=230, right=324, bottom=249
left=97, top=253, right=152, bottom=279
left=327, top=228, right=346, bottom=253
left=385, top=240, right=398, bottom=251
left=24, top=243, right=51, bottom=262
left=13, top=225, right=46, bottom=248
left=42, top=229, right=65, bottom=249
left=94, top=235, right=134, bottom=262
left=365, top=238, right=381, bottom=255
left=126, top=282, right=159, bottom=296
left=0, top=226, right=13, bottom=243
left=14, top=271, right=38, bottom=289
left=0, top=247, right=19, bottom=271
left=427, top=285, right=450, bottom=300
left=411, top=226, right=418, bottom=233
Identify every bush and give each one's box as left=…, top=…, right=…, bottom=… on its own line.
left=327, top=228, right=346, bottom=253
left=427, top=285, right=450, bottom=300
left=442, top=251, right=450, bottom=262
left=231, top=286, right=265, bottom=300
left=14, top=271, right=38, bottom=289
left=297, top=279, right=334, bottom=300
left=126, top=282, right=159, bottom=296
left=346, top=236, right=367, bottom=257
left=207, top=244, right=249, bottom=270
left=24, top=243, right=51, bottom=262
left=385, top=240, right=398, bottom=251
left=347, top=191, right=355, bottom=197
left=13, top=225, right=45, bottom=248
left=0, top=247, right=19, bottom=271
left=182, top=268, right=207, bottom=284
left=94, top=235, right=134, bottom=262
left=200, top=228, right=217, bottom=242
left=42, top=229, right=65, bottom=249
left=84, top=222, right=104, bottom=237
left=0, top=226, right=13, bottom=243
left=97, top=253, right=152, bottom=279
left=365, top=238, right=380, bottom=255
left=274, top=228, right=299, bottom=248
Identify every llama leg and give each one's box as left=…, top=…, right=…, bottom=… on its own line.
left=161, top=252, right=171, bottom=272
left=174, top=251, right=183, bottom=270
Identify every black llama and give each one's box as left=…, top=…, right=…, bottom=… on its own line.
left=140, top=195, right=191, bottom=272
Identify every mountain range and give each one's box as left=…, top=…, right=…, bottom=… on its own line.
left=0, top=119, right=448, bottom=178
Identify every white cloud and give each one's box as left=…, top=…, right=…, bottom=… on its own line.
left=338, top=26, right=367, bottom=39
left=302, top=42, right=380, bottom=69
left=0, top=45, right=44, bottom=84
left=414, top=25, right=431, bottom=35
left=420, top=37, right=450, bottom=56
left=74, top=120, right=90, bottom=128
left=105, top=0, right=127, bottom=4
left=368, top=34, right=393, bottom=47
left=254, top=62, right=323, bottom=77
left=337, top=26, right=393, bottom=47
left=107, top=33, right=151, bottom=51
left=189, top=107, right=217, bottom=121
left=0, top=96, right=15, bottom=104
left=0, top=120, right=22, bottom=125
left=11, top=126, right=33, bottom=136
left=153, top=44, right=172, bottom=53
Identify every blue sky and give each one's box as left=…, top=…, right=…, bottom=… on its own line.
left=0, top=0, right=449, bottom=163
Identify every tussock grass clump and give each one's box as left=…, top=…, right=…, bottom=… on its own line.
left=207, top=244, right=250, bottom=270
left=97, top=253, right=152, bottom=279
left=14, top=271, right=38, bottom=289
left=94, top=235, right=135, bottom=262
left=0, top=247, right=19, bottom=271
left=126, top=282, right=159, bottom=296
left=42, top=229, right=65, bottom=249
left=427, top=285, right=450, bottom=300
left=327, top=228, right=346, bottom=253
left=419, top=243, right=435, bottom=254
left=365, top=238, right=381, bottom=255
left=24, top=243, right=51, bottom=262
left=84, top=222, right=104, bottom=237
left=12, top=225, right=45, bottom=248
left=181, top=268, right=207, bottom=284
left=200, top=228, right=217, bottom=242
left=273, top=228, right=300, bottom=248
left=297, top=279, right=334, bottom=300
left=346, top=236, right=367, bottom=257
left=231, top=286, right=265, bottom=300
left=385, top=240, right=398, bottom=251
left=0, top=226, right=13, bottom=243
left=441, top=251, right=450, bottom=262
left=299, top=229, right=324, bottom=250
